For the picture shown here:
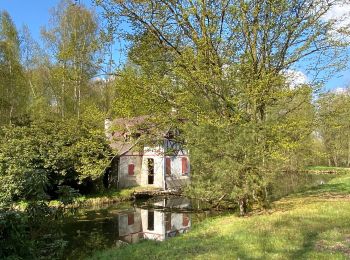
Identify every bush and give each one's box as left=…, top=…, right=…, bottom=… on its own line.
left=0, top=118, right=111, bottom=204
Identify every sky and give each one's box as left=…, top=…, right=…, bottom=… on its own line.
left=0, top=0, right=350, bottom=91
left=0, top=0, right=92, bottom=40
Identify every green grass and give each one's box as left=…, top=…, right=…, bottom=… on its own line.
left=90, top=175, right=350, bottom=260
left=306, top=166, right=350, bottom=172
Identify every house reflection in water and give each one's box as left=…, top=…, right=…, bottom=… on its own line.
left=118, top=198, right=191, bottom=243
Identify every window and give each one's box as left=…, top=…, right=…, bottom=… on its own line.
left=128, top=164, right=135, bottom=175
left=166, top=158, right=171, bottom=176
left=128, top=213, right=134, bottom=225
left=182, top=157, right=188, bottom=175
left=148, top=211, right=154, bottom=231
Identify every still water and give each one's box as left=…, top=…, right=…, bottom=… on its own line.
left=267, top=171, right=335, bottom=201
left=61, top=172, right=334, bottom=259
left=61, top=197, right=215, bottom=259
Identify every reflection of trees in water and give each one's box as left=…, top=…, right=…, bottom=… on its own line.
left=268, top=172, right=334, bottom=201
left=63, top=217, right=119, bottom=259
left=67, top=231, right=110, bottom=259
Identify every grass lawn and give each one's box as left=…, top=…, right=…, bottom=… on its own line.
left=90, top=175, right=350, bottom=260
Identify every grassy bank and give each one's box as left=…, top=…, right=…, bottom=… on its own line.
left=14, top=186, right=160, bottom=210
left=90, top=175, right=350, bottom=260
left=64, top=186, right=161, bottom=207
left=306, top=166, right=350, bottom=174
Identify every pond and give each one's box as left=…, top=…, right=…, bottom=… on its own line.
left=267, top=171, right=335, bottom=201
left=60, top=172, right=336, bottom=259
left=61, top=197, right=218, bottom=259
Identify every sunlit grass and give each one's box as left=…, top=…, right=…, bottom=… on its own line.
left=90, top=174, right=350, bottom=260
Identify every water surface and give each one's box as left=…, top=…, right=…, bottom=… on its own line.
left=62, top=197, right=215, bottom=259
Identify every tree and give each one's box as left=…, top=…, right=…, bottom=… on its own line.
left=97, top=0, right=349, bottom=214
left=0, top=11, right=29, bottom=125
left=317, top=90, right=350, bottom=167
left=109, top=64, right=172, bottom=118
left=0, top=117, right=111, bottom=206
left=42, top=0, right=101, bottom=119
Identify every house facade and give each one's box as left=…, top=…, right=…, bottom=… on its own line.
left=105, top=117, right=190, bottom=190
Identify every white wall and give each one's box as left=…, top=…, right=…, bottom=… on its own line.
left=166, top=156, right=190, bottom=177
left=118, top=155, right=142, bottom=188
left=118, top=142, right=190, bottom=189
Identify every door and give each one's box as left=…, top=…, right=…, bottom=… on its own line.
left=148, top=210, right=154, bottom=231
left=147, top=158, right=154, bottom=184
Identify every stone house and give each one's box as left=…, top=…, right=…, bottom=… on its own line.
left=105, top=116, right=190, bottom=190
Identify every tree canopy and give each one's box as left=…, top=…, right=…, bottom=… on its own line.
left=95, top=0, right=350, bottom=213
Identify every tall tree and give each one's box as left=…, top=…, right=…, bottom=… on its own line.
left=0, top=11, right=29, bottom=125
left=317, top=90, right=350, bottom=167
left=98, top=0, right=350, bottom=214
left=42, top=0, right=101, bottom=119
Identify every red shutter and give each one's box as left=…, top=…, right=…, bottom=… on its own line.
left=182, top=213, right=189, bottom=226
left=128, top=213, right=134, bottom=225
left=166, top=158, right=171, bottom=176
left=182, top=157, right=188, bottom=175
left=128, top=164, right=135, bottom=175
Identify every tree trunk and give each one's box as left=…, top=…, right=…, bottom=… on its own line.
left=239, top=197, right=248, bottom=216
left=347, top=136, right=350, bottom=167
left=333, top=155, right=338, bottom=167
left=9, top=105, right=13, bottom=125
left=61, top=63, right=66, bottom=119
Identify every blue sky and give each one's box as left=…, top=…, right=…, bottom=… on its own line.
left=0, top=0, right=126, bottom=72
left=0, top=0, right=92, bottom=40
left=0, top=0, right=349, bottom=90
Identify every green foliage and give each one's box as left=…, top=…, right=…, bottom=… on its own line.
left=0, top=202, right=67, bottom=259
left=56, top=185, right=80, bottom=205
left=41, top=0, right=102, bottom=119
left=0, top=210, right=33, bottom=258
left=111, top=65, right=171, bottom=118
left=97, top=0, right=344, bottom=213
left=0, top=11, right=29, bottom=125
left=317, top=90, right=350, bottom=167
left=0, top=117, right=111, bottom=205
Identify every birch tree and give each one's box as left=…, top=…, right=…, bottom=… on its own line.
left=42, top=0, right=101, bottom=119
